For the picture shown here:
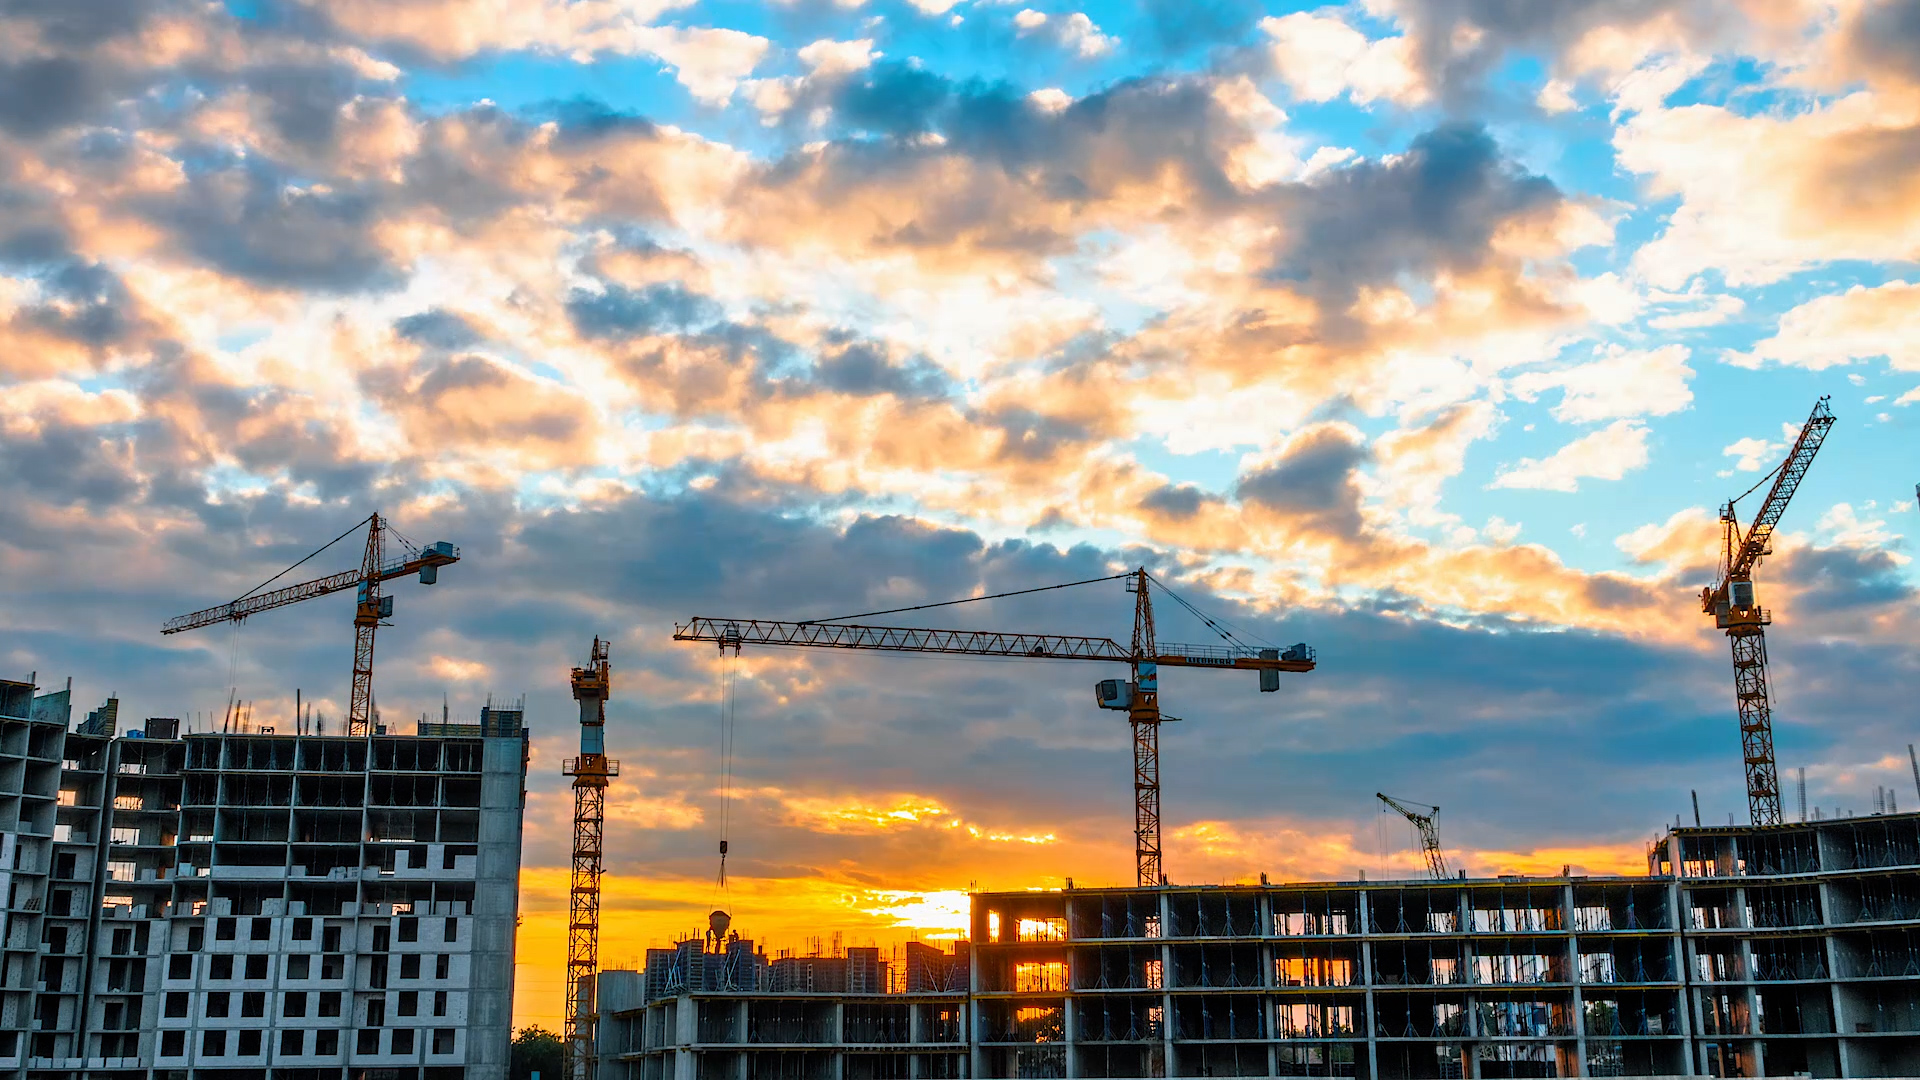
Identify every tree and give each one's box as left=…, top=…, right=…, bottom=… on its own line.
left=511, top=1025, right=565, bottom=1080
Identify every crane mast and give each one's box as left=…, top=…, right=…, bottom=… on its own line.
left=1700, top=397, right=1834, bottom=826
left=161, top=512, right=459, bottom=736
left=564, top=637, right=618, bottom=1080
left=1127, top=570, right=1164, bottom=886
left=1377, top=793, right=1448, bottom=880
left=674, top=568, right=1314, bottom=887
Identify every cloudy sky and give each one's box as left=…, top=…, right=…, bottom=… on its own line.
left=4, top=0, right=1919, bottom=1029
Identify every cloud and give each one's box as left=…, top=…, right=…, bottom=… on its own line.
left=1235, top=423, right=1371, bottom=542
left=1619, top=96, right=1920, bottom=288
left=1722, top=436, right=1781, bottom=472
left=1510, top=345, right=1694, bottom=423
left=1491, top=419, right=1651, bottom=492
left=797, top=38, right=877, bottom=77
left=633, top=25, right=770, bottom=104
left=1261, top=12, right=1427, bottom=106
left=1736, top=281, right=1920, bottom=372
left=1011, top=11, right=1115, bottom=58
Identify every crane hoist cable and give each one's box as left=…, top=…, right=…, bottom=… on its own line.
left=713, top=647, right=738, bottom=903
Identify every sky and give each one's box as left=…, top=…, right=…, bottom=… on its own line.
left=1, top=0, right=1918, bottom=1032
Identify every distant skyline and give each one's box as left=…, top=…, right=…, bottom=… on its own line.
left=2, top=0, right=1918, bottom=1031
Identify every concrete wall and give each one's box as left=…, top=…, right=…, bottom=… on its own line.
left=468, top=731, right=529, bottom=1080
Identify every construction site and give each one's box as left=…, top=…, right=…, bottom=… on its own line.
left=1, top=395, right=1914, bottom=1079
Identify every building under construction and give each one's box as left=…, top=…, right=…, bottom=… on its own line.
left=600, top=810, right=1920, bottom=1079
left=0, top=673, right=530, bottom=1080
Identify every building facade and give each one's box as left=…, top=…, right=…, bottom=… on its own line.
left=608, top=813, right=1920, bottom=1079
left=0, top=675, right=530, bottom=1080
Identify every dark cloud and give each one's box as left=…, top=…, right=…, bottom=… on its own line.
left=1387, top=0, right=1739, bottom=105
left=808, top=338, right=949, bottom=400
left=566, top=282, right=722, bottom=340
left=0, top=57, right=111, bottom=137
left=9, top=260, right=141, bottom=348
left=1137, top=0, right=1263, bottom=53
left=1139, top=483, right=1214, bottom=520
left=1848, top=0, right=1920, bottom=86
left=832, top=62, right=954, bottom=138
left=1, top=0, right=166, bottom=49
left=0, top=419, right=141, bottom=509
left=150, top=163, right=398, bottom=291
left=244, top=63, right=363, bottom=150
left=395, top=309, right=483, bottom=349
left=1236, top=426, right=1370, bottom=540
left=1269, top=122, right=1562, bottom=307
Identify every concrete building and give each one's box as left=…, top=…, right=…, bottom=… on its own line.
left=0, top=674, right=530, bottom=1080
left=606, top=812, right=1920, bottom=1079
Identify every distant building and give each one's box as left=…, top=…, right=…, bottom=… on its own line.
left=0, top=674, right=530, bottom=1080
left=604, top=814, right=1920, bottom=1079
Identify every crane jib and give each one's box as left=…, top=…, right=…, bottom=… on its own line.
left=673, top=619, right=1316, bottom=671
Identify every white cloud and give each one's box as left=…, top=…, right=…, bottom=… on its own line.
left=1014, top=10, right=1114, bottom=57
left=1619, top=95, right=1920, bottom=289
left=1537, top=78, right=1578, bottom=113
left=1818, top=502, right=1899, bottom=548
left=1491, top=420, right=1651, bottom=492
left=1509, top=345, right=1694, bottom=423
left=631, top=26, right=771, bottom=104
left=1260, top=12, right=1426, bottom=106
left=1028, top=88, right=1073, bottom=113
left=1647, top=292, right=1744, bottom=330
left=797, top=38, right=877, bottom=77
left=1722, top=436, right=1781, bottom=472
left=1568, top=272, right=1641, bottom=325
left=1735, top=281, right=1920, bottom=372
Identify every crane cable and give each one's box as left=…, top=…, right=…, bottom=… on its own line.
left=1145, top=571, right=1279, bottom=650
left=713, top=648, right=738, bottom=908
left=234, top=513, right=373, bottom=602
left=807, top=573, right=1133, bottom=624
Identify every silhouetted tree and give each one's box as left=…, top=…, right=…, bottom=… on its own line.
left=511, top=1025, right=564, bottom=1080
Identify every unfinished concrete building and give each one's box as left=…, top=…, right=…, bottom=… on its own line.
left=603, top=936, right=972, bottom=1080
left=0, top=674, right=530, bottom=1080
left=605, top=811, right=1920, bottom=1079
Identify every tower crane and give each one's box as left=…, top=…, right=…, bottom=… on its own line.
left=673, top=568, right=1315, bottom=887
left=1376, top=793, right=1448, bottom=880
left=161, top=512, right=459, bottom=737
left=1701, top=396, right=1835, bottom=826
left=563, top=637, right=617, bottom=1080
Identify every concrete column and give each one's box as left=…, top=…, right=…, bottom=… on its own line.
left=1357, top=886, right=1377, bottom=1080
left=968, top=935, right=982, bottom=1080
left=1565, top=883, right=1586, bottom=1078
left=1668, top=878, right=1697, bottom=1077
left=1158, top=889, right=1173, bottom=1079
left=832, top=1000, right=844, bottom=1080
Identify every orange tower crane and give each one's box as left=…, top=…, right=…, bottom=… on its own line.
left=674, top=568, right=1314, bottom=887
left=1700, top=396, right=1835, bottom=826
left=161, top=512, right=459, bottom=736
left=563, top=637, right=617, bottom=1080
